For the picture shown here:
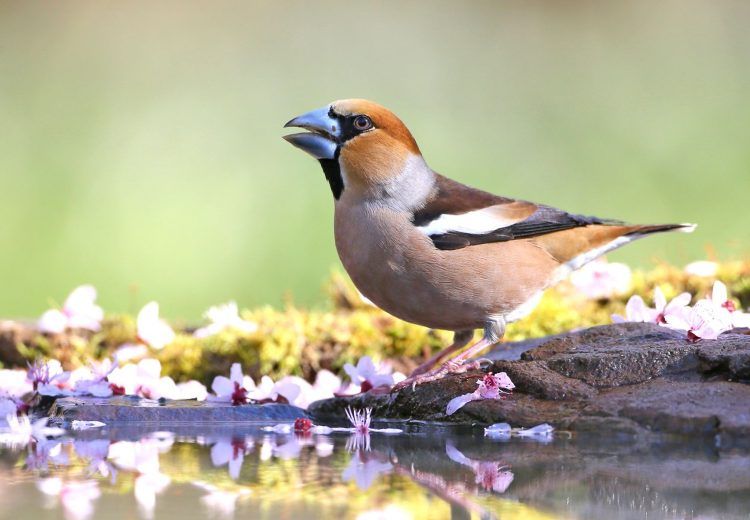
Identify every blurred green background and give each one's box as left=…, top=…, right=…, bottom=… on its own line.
left=1, top=0, right=748, bottom=320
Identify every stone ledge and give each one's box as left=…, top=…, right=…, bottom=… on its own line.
left=49, top=395, right=308, bottom=425
left=309, top=323, right=750, bottom=446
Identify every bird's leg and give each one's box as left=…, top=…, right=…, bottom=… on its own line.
left=394, top=317, right=506, bottom=391
left=409, top=330, right=474, bottom=377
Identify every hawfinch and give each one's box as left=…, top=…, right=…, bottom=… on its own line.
left=284, top=99, right=695, bottom=388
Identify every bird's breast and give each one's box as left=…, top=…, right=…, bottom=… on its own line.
left=332, top=201, right=553, bottom=330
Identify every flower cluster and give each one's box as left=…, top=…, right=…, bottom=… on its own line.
left=613, top=281, right=750, bottom=341
left=446, top=372, right=515, bottom=416
left=343, top=356, right=403, bottom=393
left=193, top=301, right=257, bottom=338
left=2, top=354, right=392, bottom=419
left=16, top=357, right=209, bottom=406
left=39, top=287, right=261, bottom=359
left=38, top=285, right=104, bottom=334
left=207, top=362, right=348, bottom=409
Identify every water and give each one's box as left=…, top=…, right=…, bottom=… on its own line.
left=1, top=422, right=748, bottom=520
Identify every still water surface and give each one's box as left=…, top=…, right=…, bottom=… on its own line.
left=0, top=422, right=748, bottom=520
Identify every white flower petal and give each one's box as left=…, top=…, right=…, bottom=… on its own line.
left=712, top=281, right=728, bottom=305
left=229, top=363, right=243, bottom=385
left=446, top=393, right=479, bottom=416
left=38, top=310, right=68, bottom=334
left=653, top=287, right=667, bottom=312
left=211, top=376, right=233, bottom=397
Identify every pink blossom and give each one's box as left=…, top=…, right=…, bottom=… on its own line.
left=30, top=358, right=119, bottom=398
left=346, top=406, right=372, bottom=435
left=94, top=358, right=204, bottom=401
left=343, top=356, right=395, bottom=393
left=612, top=287, right=691, bottom=325
left=305, top=369, right=345, bottom=406
left=28, top=360, right=74, bottom=397
left=273, top=372, right=347, bottom=409
left=446, top=373, right=515, bottom=416
left=249, top=375, right=301, bottom=405
left=0, top=369, right=33, bottom=399
left=135, top=302, right=175, bottom=350
left=652, top=288, right=693, bottom=325
left=665, top=299, right=733, bottom=341
left=38, top=285, right=104, bottom=334
left=684, top=260, right=719, bottom=277
left=113, top=302, right=175, bottom=359
left=68, top=358, right=118, bottom=398
left=207, top=363, right=255, bottom=405
left=569, top=259, right=632, bottom=300
left=108, top=359, right=180, bottom=400
left=174, top=380, right=208, bottom=401
left=475, top=373, right=514, bottom=399
left=113, top=344, right=149, bottom=363
left=272, top=370, right=345, bottom=409
left=708, top=281, right=750, bottom=328
left=193, top=301, right=258, bottom=338
left=611, top=295, right=656, bottom=323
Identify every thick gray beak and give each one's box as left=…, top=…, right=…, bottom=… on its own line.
left=283, top=106, right=340, bottom=160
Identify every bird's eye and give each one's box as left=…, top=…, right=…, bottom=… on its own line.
left=353, top=115, right=373, bottom=131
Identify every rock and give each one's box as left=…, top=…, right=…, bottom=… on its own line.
left=49, top=395, right=308, bottom=426
left=309, top=323, right=750, bottom=445
left=0, top=320, right=37, bottom=366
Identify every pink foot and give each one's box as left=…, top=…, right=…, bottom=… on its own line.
left=392, top=359, right=483, bottom=392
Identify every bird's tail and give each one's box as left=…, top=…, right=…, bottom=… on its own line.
left=624, top=222, right=697, bottom=237
left=546, top=221, right=697, bottom=272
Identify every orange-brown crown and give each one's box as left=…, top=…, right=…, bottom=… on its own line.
left=331, top=99, right=422, bottom=188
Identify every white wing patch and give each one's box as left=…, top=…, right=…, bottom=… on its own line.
left=417, top=206, right=521, bottom=236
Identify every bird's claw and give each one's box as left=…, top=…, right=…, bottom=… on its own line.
left=475, top=357, right=494, bottom=369
left=391, top=358, right=485, bottom=393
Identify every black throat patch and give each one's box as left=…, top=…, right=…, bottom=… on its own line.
left=318, top=156, right=343, bottom=200
left=317, top=109, right=372, bottom=200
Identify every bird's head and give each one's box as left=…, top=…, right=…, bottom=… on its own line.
left=284, top=99, right=423, bottom=200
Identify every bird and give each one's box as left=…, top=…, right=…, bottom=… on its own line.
left=283, top=99, right=696, bottom=389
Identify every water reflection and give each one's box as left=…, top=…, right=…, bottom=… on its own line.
left=343, top=435, right=393, bottom=491
left=1, top=423, right=749, bottom=519
left=445, top=441, right=513, bottom=494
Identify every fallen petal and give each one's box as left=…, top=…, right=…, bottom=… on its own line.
left=515, top=423, right=554, bottom=438
left=484, top=423, right=512, bottom=438
left=446, top=393, right=478, bottom=416
left=71, top=420, right=106, bottom=431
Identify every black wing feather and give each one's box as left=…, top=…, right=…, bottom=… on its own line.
left=429, top=206, right=622, bottom=251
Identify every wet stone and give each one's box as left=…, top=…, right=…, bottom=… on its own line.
left=309, top=323, right=750, bottom=446
left=48, top=395, right=308, bottom=426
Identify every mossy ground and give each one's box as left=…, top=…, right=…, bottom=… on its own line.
left=4, top=262, right=749, bottom=384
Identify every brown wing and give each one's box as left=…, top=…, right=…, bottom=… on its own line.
left=414, top=173, right=623, bottom=251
